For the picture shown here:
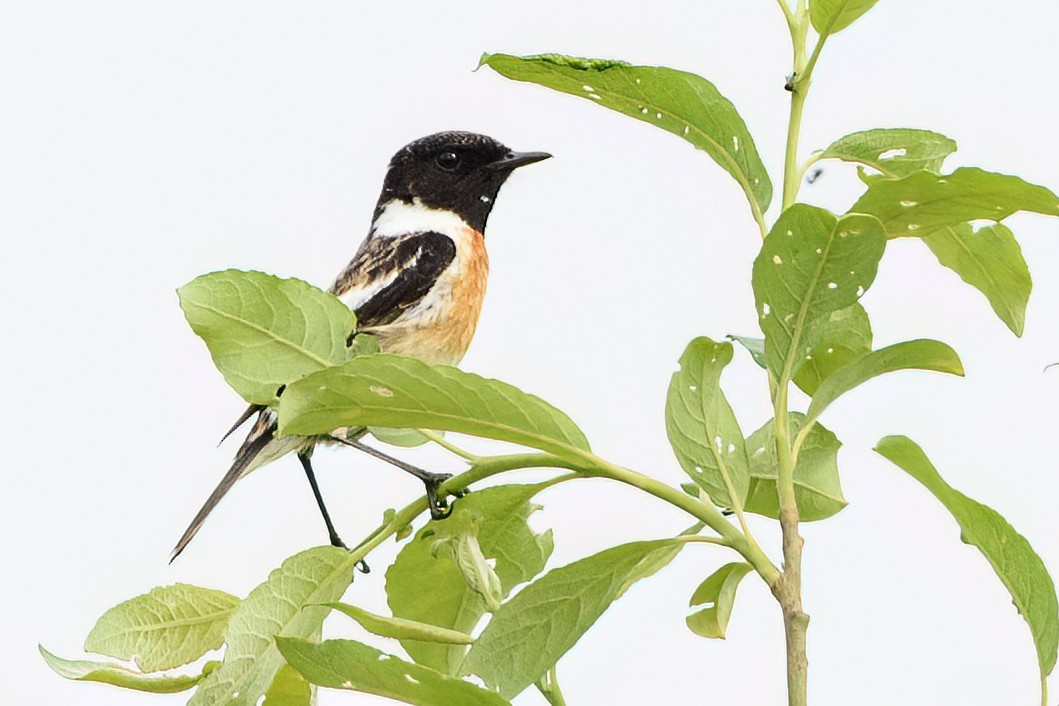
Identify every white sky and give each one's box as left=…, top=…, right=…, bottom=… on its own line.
left=3, top=1, right=1058, bottom=705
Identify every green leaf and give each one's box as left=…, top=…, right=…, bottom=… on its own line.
left=369, top=426, right=432, bottom=448
left=752, top=204, right=886, bottom=384
left=278, top=353, right=589, bottom=459
left=462, top=538, right=685, bottom=698
left=190, top=546, right=354, bottom=706
left=686, top=562, right=754, bottom=639
left=851, top=167, right=1059, bottom=238
left=809, top=0, right=881, bottom=35
left=84, top=583, right=239, bottom=673
left=793, top=303, right=873, bottom=395
left=819, top=128, right=956, bottom=178
left=745, top=415, right=846, bottom=521
left=262, top=665, right=312, bottom=706
left=727, top=334, right=766, bottom=368
left=179, top=270, right=356, bottom=406
left=479, top=53, right=772, bottom=219
left=324, top=602, right=475, bottom=645
left=805, top=339, right=963, bottom=427
left=39, top=645, right=205, bottom=693
left=387, top=484, right=554, bottom=674
left=874, top=436, right=1059, bottom=680
left=277, top=638, right=511, bottom=706
left=922, top=223, right=1032, bottom=336
left=665, top=337, right=750, bottom=509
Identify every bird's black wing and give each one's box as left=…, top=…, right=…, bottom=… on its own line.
left=331, top=231, right=457, bottom=328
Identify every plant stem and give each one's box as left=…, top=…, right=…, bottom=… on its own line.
left=575, top=454, right=780, bottom=586
left=774, top=2, right=822, bottom=704
left=781, top=17, right=810, bottom=210
left=772, top=388, right=808, bottom=706
left=535, top=666, right=569, bottom=706
left=419, top=429, right=480, bottom=461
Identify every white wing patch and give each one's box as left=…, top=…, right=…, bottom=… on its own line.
left=338, top=267, right=400, bottom=310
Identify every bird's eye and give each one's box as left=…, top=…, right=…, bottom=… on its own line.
left=436, top=151, right=460, bottom=170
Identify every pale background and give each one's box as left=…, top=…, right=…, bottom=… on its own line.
left=3, top=1, right=1058, bottom=704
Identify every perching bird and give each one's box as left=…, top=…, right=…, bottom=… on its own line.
left=171, top=131, right=550, bottom=561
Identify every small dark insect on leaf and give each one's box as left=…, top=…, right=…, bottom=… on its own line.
left=785, top=72, right=797, bottom=92
left=806, top=167, right=824, bottom=184
left=276, top=384, right=287, bottom=397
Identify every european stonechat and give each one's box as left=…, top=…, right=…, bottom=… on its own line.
left=171, top=131, right=550, bottom=561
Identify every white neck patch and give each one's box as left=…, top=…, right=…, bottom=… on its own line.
left=371, top=198, right=470, bottom=238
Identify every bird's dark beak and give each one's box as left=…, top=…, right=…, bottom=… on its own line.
left=487, top=150, right=552, bottom=171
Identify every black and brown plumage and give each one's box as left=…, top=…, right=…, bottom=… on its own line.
left=170, top=131, right=550, bottom=561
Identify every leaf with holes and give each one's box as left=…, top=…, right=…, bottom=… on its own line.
left=387, top=484, right=554, bottom=674
left=277, top=638, right=511, bottom=706
left=820, top=128, right=956, bottom=178
left=665, top=337, right=750, bottom=509
left=686, top=562, right=753, bottom=639
left=461, top=539, right=685, bottom=698
left=875, top=436, right=1059, bottom=681
left=752, top=204, right=886, bottom=385
left=728, top=334, right=767, bottom=368
left=84, top=584, right=239, bottom=673
left=793, top=303, right=873, bottom=395
left=805, top=339, right=963, bottom=427
left=852, top=167, right=1059, bottom=239
left=39, top=645, right=208, bottom=693
left=922, top=223, right=1032, bottom=336
left=810, top=0, right=881, bottom=35
left=744, top=415, right=846, bottom=521
left=278, top=354, right=589, bottom=460
left=179, top=270, right=356, bottom=406
left=189, top=546, right=354, bottom=706
left=479, top=53, right=772, bottom=220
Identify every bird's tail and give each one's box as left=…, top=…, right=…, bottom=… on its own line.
left=170, top=411, right=302, bottom=561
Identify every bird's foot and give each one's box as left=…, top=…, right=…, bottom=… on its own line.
left=422, top=472, right=468, bottom=520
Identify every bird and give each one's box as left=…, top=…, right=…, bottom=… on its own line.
left=170, top=131, right=551, bottom=561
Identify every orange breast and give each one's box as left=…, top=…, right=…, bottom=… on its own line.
left=374, top=226, right=489, bottom=366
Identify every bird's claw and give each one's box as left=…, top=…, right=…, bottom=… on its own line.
left=422, top=472, right=467, bottom=520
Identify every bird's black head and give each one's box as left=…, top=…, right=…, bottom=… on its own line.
left=374, top=131, right=551, bottom=232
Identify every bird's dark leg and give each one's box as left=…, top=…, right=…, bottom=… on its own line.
left=333, top=437, right=464, bottom=520
left=298, top=451, right=369, bottom=573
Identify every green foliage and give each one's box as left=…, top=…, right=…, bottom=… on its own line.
left=804, top=339, right=964, bottom=428
left=819, top=128, right=957, bottom=177
left=261, top=665, right=312, bottom=706
left=809, top=0, right=880, bottom=35
left=84, top=584, right=239, bottom=673
left=852, top=167, right=1059, bottom=238
left=277, top=638, right=511, bottom=706
left=665, top=337, right=751, bottom=509
left=278, top=354, right=589, bottom=460
left=49, top=3, right=1059, bottom=705
left=39, top=645, right=210, bottom=693
left=875, top=436, right=1059, bottom=680
left=744, top=415, right=846, bottom=521
left=922, top=223, right=1032, bottom=336
left=323, top=602, right=474, bottom=645
left=189, top=547, right=354, bottom=706
left=461, top=539, right=686, bottom=698
left=386, top=484, right=554, bottom=674
left=792, top=303, right=872, bottom=395
left=178, top=270, right=357, bottom=406
left=686, top=562, right=754, bottom=639
left=752, top=205, right=886, bottom=385
left=479, top=52, right=772, bottom=221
